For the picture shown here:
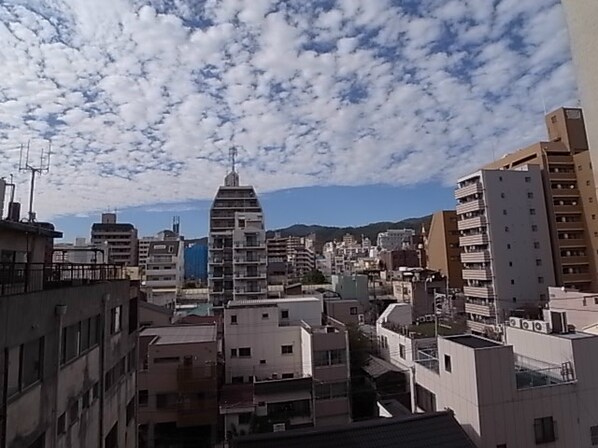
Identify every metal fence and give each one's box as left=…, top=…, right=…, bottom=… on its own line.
left=0, top=263, right=127, bottom=296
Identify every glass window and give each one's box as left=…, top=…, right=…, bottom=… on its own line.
left=126, top=398, right=135, bottom=423
left=534, top=416, right=556, bottom=444
left=350, top=307, right=358, bottom=315
left=415, top=384, right=436, bottom=412
left=281, top=310, right=289, bottom=319
left=62, top=324, right=79, bottom=364
left=230, top=315, right=237, bottom=324
left=22, top=337, right=43, bottom=389
left=57, top=413, right=66, bottom=436
left=590, top=425, right=598, bottom=445
left=69, top=400, right=79, bottom=426
left=7, top=345, right=20, bottom=397
left=399, top=344, right=406, bottom=359
left=110, top=306, right=122, bottom=334
left=80, top=319, right=90, bottom=352
left=230, top=348, right=237, bottom=358
left=281, top=345, right=293, bottom=355
left=139, top=390, right=148, bottom=407
left=239, top=347, right=251, bottom=357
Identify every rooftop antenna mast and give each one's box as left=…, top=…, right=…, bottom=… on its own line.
left=229, top=146, right=238, bottom=173
left=19, top=140, right=51, bottom=222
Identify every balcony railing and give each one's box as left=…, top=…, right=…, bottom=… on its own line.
left=515, top=355, right=575, bottom=390
left=415, top=348, right=439, bottom=373
left=0, top=263, right=127, bottom=296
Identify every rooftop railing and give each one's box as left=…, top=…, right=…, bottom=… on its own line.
left=0, top=263, right=127, bottom=296
left=415, top=348, right=439, bottom=373
left=514, top=355, right=575, bottom=390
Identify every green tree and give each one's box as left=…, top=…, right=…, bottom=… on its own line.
left=302, top=269, right=326, bottom=285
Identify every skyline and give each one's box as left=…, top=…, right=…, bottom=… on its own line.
left=0, top=0, right=579, bottom=226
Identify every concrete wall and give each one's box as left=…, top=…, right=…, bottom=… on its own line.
left=325, top=300, right=363, bottom=325
left=426, top=211, right=463, bottom=289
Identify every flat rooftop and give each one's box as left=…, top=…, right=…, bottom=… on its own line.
left=446, top=335, right=501, bottom=349
left=141, top=325, right=217, bottom=344
left=227, top=296, right=321, bottom=308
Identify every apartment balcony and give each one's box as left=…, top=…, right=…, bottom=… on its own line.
left=551, top=187, right=580, bottom=197
left=144, top=279, right=178, bottom=288
left=558, top=238, right=586, bottom=247
left=459, top=234, right=489, bottom=247
left=456, top=199, right=485, bottom=215
left=209, top=271, right=224, bottom=279
left=562, top=272, right=592, bottom=283
left=145, top=267, right=177, bottom=276
left=547, top=155, right=574, bottom=164
left=234, top=256, right=267, bottom=264
left=560, top=256, right=589, bottom=265
left=467, top=320, right=491, bottom=334
left=209, top=257, right=224, bottom=265
left=455, top=182, right=483, bottom=200
left=465, top=301, right=496, bottom=317
left=234, top=241, right=266, bottom=249
left=415, top=348, right=439, bottom=374
left=463, top=285, right=495, bottom=299
left=462, top=269, right=492, bottom=281
left=457, top=216, right=487, bottom=231
left=548, top=171, right=577, bottom=181
left=461, top=251, right=491, bottom=263
left=553, top=204, right=583, bottom=214
left=515, top=354, right=575, bottom=390
left=556, top=221, right=585, bottom=231
left=234, top=287, right=268, bottom=295
left=0, top=263, right=127, bottom=297
left=235, top=272, right=267, bottom=280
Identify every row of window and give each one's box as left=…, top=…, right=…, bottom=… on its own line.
left=61, top=316, right=100, bottom=365
left=314, top=382, right=348, bottom=400
left=313, top=349, right=346, bottom=367
left=6, top=337, right=44, bottom=397
left=105, top=348, right=136, bottom=393
left=57, top=383, right=100, bottom=436
left=230, top=309, right=290, bottom=325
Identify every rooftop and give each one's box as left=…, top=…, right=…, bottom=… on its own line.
left=227, top=296, right=321, bottom=308
left=446, top=335, right=501, bottom=349
left=231, top=411, right=476, bottom=448
left=0, top=219, right=62, bottom=238
left=141, top=324, right=217, bottom=345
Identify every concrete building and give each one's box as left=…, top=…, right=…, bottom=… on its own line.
left=138, top=325, right=219, bottom=447
left=221, top=297, right=351, bottom=436
left=91, top=213, right=138, bottom=266
left=53, top=237, right=111, bottom=265
left=208, top=168, right=264, bottom=306
left=0, top=219, right=138, bottom=448
left=331, top=274, right=369, bottom=309
left=413, top=319, right=598, bottom=448
left=323, top=299, right=364, bottom=326
left=425, top=211, right=463, bottom=289
left=392, top=269, right=447, bottom=321
left=143, top=239, right=185, bottom=308
left=456, top=165, right=555, bottom=335
left=376, top=229, right=415, bottom=251
left=138, top=237, right=158, bottom=270
left=378, top=249, right=421, bottom=271
left=266, top=234, right=289, bottom=285
left=547, top=285, right=598, bottom=331
left=232, top=212, right=267, bottom=301
left=485, top=108, right=598, bottom=291
left=561, top=0, right=598, bottom=193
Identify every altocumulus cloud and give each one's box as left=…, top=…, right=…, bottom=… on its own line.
left=0, top=0, right=577, bottom=218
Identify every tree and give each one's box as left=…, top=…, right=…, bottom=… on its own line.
left=302, top=269, right=326, bottom=285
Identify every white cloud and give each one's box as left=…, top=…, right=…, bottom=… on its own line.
left=0, top=0, right=577, bottom=219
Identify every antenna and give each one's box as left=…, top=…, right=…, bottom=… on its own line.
left=19, top=140, right=51, bottom=222
left=173, top=215, right=180, bottom=235
left=229, top=147, right=238, bottom=173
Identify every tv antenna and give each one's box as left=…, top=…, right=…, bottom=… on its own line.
left=19, top=140, right=52, bottom=222
left=229, top=147, right=238, bottom=173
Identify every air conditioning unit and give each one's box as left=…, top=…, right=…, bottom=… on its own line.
left=509, top=317, right=523, bottom=328
left=521, top=320, right=533, bottom=331
left=533, top=320, right=551, bottom=334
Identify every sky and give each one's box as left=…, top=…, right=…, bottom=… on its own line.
left=0, top=0, right=579, bottom=240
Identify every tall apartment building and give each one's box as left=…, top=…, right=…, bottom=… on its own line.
left=425, top=211, right=463, bottom=289
left=138, top=325, right=219, bottom=447
left=456, top=165, right=555, bottom=335
left=209, top=169, right=264, bottom=306
left=266, top=234, right=289, bottom=285
left=561, top=0, right=598, bottom=191
left=0, top=218, right=138, bottom=448
left=485, top=108, right=598, bottom=291
left=221, top=297, right=351, bottom=436
left=91, top=213, right=138, bottom=266
left=138, top=236, right=158, bottom=269
left=376, top=229, right=415, bottom=251
left=143, top=239, right=185, bottom=307
left=232, top=212, right=267, bottom=301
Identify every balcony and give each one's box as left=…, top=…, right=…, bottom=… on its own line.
left=558, top=238, right=586, bottom=247
left=0, top=263, right=127, bottom=297
left=462, top=269, right=492, bottom=281
left=553, top=204, right=582, bottom=214
left=551, top=187, right=580, bottom=197
left=562, top=272, right=592, bottom=283
left=456, top=199, right=485, bottom=215
left=234, top=257, right=267, bottom=264
left=548, top=171, right=577, bottom=181
left=455, top=183, right=483, bottom=200
left=466, top=320, right=490, bottom=334
left=514, top=354, right=575, bottom=390
left=235, top=272, right=267, bottom=279
left=465, top=301, right=496, bottom=317
left=459, top=234, right=489, bottom=247
left=457, top=216, right=487, bottom=231
left=556, top=221, right=584, bottom=231
left=234, top=241, right=266, bottom=249
left=560, top=256, right=589, bottom=265
left=415, top=348, right=439, bottom=374
left=461, top=251, right=491, bottom=263
left=463, top=285, right=494, bottom=299
left=234, top=287, right=267, bottom=294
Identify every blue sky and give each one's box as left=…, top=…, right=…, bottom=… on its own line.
left=0, top=0, right=579, bottom=240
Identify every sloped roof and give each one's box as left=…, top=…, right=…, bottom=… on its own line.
left=231, top=412, right=476, bottom=448
left=363, top=356, right=406, bottom=379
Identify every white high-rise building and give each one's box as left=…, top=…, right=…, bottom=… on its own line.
left=209, top=165, right=265, bottom=305
left=455, top=165, right=555, bottom=335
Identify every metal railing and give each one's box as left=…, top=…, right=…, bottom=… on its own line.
left=0, top=263, right=127, bottom=296
left=514, top=355, right=575, bottom=390
left=415, top=348, right=439, bottom=373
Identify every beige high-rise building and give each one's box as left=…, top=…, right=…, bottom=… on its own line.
left=561, top=0, right=598, bottom=193
left=485, top=108, right=598, bottom=292
left=91, top=212, right=138, bottom=266
left=425, top=210, right=463, bottom=289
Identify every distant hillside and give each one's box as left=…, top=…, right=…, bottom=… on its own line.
left=189, top=215, right=432, bottom=251
left=266, top=215, right=432, bottom=250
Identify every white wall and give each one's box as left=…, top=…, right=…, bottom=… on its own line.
left=548, top=286, right=598, bottom=330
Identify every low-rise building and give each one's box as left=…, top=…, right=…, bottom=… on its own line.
left=331, top=274, right=369, bottom=309
left=138, top=325, right=220, bottom=447
left=324, top=299, right=364, bottom=325
left=91, top=212, right=138, bottom=266
left=144, top=239, right=185, bottom=307
left=53, top=237, right=111, bottom=264
left=547, top=285, right=598, bottom=331
left=413, top=317, right=598, bottom=447
left=221, top=297, right=351, bottom=437
left=391, top=269, right=446, bottom=321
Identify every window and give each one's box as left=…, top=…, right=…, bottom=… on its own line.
left=503, top=209, right=507, bottom=215
left=538, top=277, right=544, bottom=284
left=129, top=297, right=138, bottom=334
left=126, top=398, right=135, bottom=424
left=497, top=444, right=507, bottom=448
left=110, top=306, right=122, bottom=334
left=28, top=433, right=45, bottom=448
left=534, top=416, right=556, bottom=444
left=57, top=413, right=66, bottom=436
left=69, top=400, right=79, bottom=426
left=281, top=345, right=293, bottom=355
left=512, top=297, right=517, bottom=303
left=22, top=337, right=43, bottom=389
left=499, top=176, right=503, bottom=181
left=350, top=307, right=358, bottom=315
left=587, top=180, right=591, bottom=186
left=399, top=344, right=406, bottom=359
left=590, top=425, right=598, bottom=445
left=314, top=349, right=346, bottom=367
left=82, top=390, right=90, bottom=409
left=508, top=261, right=513, bottom=267
left=525, top=176, right=531, bottom=183
left=93, top=383, right=99, bottom=400
left=593, top=215, right=596, bottom=220
left=282, top=373, right=294, bottom=379
left=259, top=359, right=266, bottom=364
left=530, top=208, right=536, bottom=215
left=532, top=225, right=538, bottom=232
left=90, top=316, right=99, bottom=346
left=80, top=319, right=90, bottom=352
left=536, top=259, right=542, bottom=266
left=239, top=347, right=251, bottom=357
left=230, top=315, right=237, bottom=324
left=315, top=382, right=348, bottom=400
left=281, top=310, right=289, bottom=319
left=231, top=376, right=244, bottom=384
left=591, top=197, right=594, bottom=203
left=261, top=313, right=269, bottom=320
left=230, top=348, right=238, bottom=358
left=511, top=279, right=515, bottom=285
left=505, top=226, right=510, bottom=232
left=500, top=193, right=505, bottom=198
left=444, top=355, right=452, bottom=373
left=415, top=384, right=436, bottom=412
left=528, top=192, right=534, bottom=199
left=534, top=242, right=540, bottom=249
left=105, top=423, right=118, bottom=448
left=139, top=390, right=148, bottom=407
left=62, top=324, right=79, bottom=364
left=507, top=244, right=511, bottom=249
